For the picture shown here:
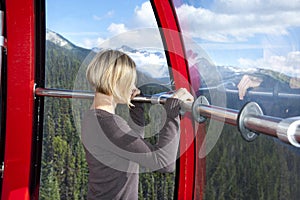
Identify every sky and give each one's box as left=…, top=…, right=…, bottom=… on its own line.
left=46, top=0, right=156, bottom=48
left=46, top=0, right=300, bottom=76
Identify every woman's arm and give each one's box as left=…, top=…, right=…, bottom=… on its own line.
left=98, top=98, right=181, bottom=172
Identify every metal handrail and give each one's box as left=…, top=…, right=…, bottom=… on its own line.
left=197, top=104, right=295, bottom=138
left=199, top=82, right=300, bottom=98
left=35, top=87, right=94, bottom=99
left=35, top=87, right=300, bottom=147
left=34, top=87, right=169, bottom=104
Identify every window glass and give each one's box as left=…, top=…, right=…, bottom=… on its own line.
left=41, top=1, right=175, bottom=199
left=174, top=0, right=300, bottom=199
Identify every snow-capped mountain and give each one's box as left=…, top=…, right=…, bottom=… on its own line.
left=44, top=30, right=250, bottom=85
left=46, top=29, right=77, bottom=50
left=46, top=30, right=170, bottom=80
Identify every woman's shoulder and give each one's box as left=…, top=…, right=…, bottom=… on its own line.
left=83, top=109, right=133, bottom=136
left=84, top=109, right=126, bottom=124
left=84, top=108, right=115, bottom=116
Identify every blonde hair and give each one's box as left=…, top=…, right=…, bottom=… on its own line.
left=86, top=49, right=137, bottom=106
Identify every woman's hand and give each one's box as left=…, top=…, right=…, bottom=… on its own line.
left=289, top=77, right=300, bottom=89
left=172, top=88, right=194, bottom=102
left=172, top=88, right=194, bottom=112
left=237, top=75, right=263, bottom=100
left=130, top=88, right=141, bottom=99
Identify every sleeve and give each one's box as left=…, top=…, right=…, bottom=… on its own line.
left=98, top=98, right=181, bottom=172
left=127, top=101, right=147, bottom=138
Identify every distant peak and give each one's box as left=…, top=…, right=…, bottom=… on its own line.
left=46, top=29, right=75, bottom=50
left=117, top=45, right=136, bottom=53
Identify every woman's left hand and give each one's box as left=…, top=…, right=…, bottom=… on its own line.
left=131, top=88, right=141, bottom=99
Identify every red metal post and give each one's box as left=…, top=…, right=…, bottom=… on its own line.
left=2, top=0, right=35, bottom=199
left=151, top=0, right=196, bottom=199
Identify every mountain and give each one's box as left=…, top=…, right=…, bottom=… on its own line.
left=117, top=45, right=137, bottom=53
left=46, top=29, right=77, bottom=50
left=45, top=30, right=171, bottom=88
left=45, top=30, right=172, bottom=95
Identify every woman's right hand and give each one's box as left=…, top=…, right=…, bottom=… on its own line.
left=172, top=88, right=194, bottom=112
left=237, top=75, right=263, bottom=100
left=172, top=88, right=194, bottom=101
left=290, top=77, right=300, bottom=89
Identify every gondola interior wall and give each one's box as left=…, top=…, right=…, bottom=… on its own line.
left=1, top=0, right=300, bottom=200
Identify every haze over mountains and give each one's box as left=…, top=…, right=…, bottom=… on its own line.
left=46, top=29, right=255, bottom=87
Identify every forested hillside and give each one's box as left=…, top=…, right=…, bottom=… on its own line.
left=40, top=41, right=90, bottom=200
left=204, top=123, right=300, bottom=200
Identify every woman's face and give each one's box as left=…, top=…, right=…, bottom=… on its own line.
left=114, top=80, right=137, bottom=105
left=129, top=85, right=139, bottom=99
left=126, top=83, right=137, bottom=102
left=113, top=64, right=137, bottom=106
left=124, top=69, right=138, bottom=104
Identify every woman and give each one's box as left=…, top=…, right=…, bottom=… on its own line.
left=81, top=49, right=194, bottom=200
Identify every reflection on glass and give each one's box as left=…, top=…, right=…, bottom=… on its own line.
left=176, top=0, right=300, bottom=113
left=174, top=0, right=300, bottom=199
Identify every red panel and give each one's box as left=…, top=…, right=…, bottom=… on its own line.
left=151, top=1, right=195, bottom=199
left=2, top=0, right=35, bottom=199
left=194, top=126, right=206, bottom=200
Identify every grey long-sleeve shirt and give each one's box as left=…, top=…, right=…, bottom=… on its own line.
left=81, top=98, right=181, bottom=200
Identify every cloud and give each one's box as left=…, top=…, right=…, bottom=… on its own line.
left=176, top=1, right=300, bottom=42
left=213, top=0, right=300, bottom=14
left=82, top=37, right=105, bottom=49
left=96, top=28, right=164, bottom=50
left=107, top=23, right=128, bottom=35
left=174, top=1, right=300, bottom=74
left=106, top=10, right=115, bottom=18
left=238, top=51, right=300, bottom=76
left=78, top=2, right=157, bottom=48
left=134, top=1, right=157, bottom=27
left=93, top=15, right=103, bottom=21
left=62, top=32, right=101, bottom=36
left=93, top=10, right=115, bottom=21
left=128, top=51, right=169, bottom=78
